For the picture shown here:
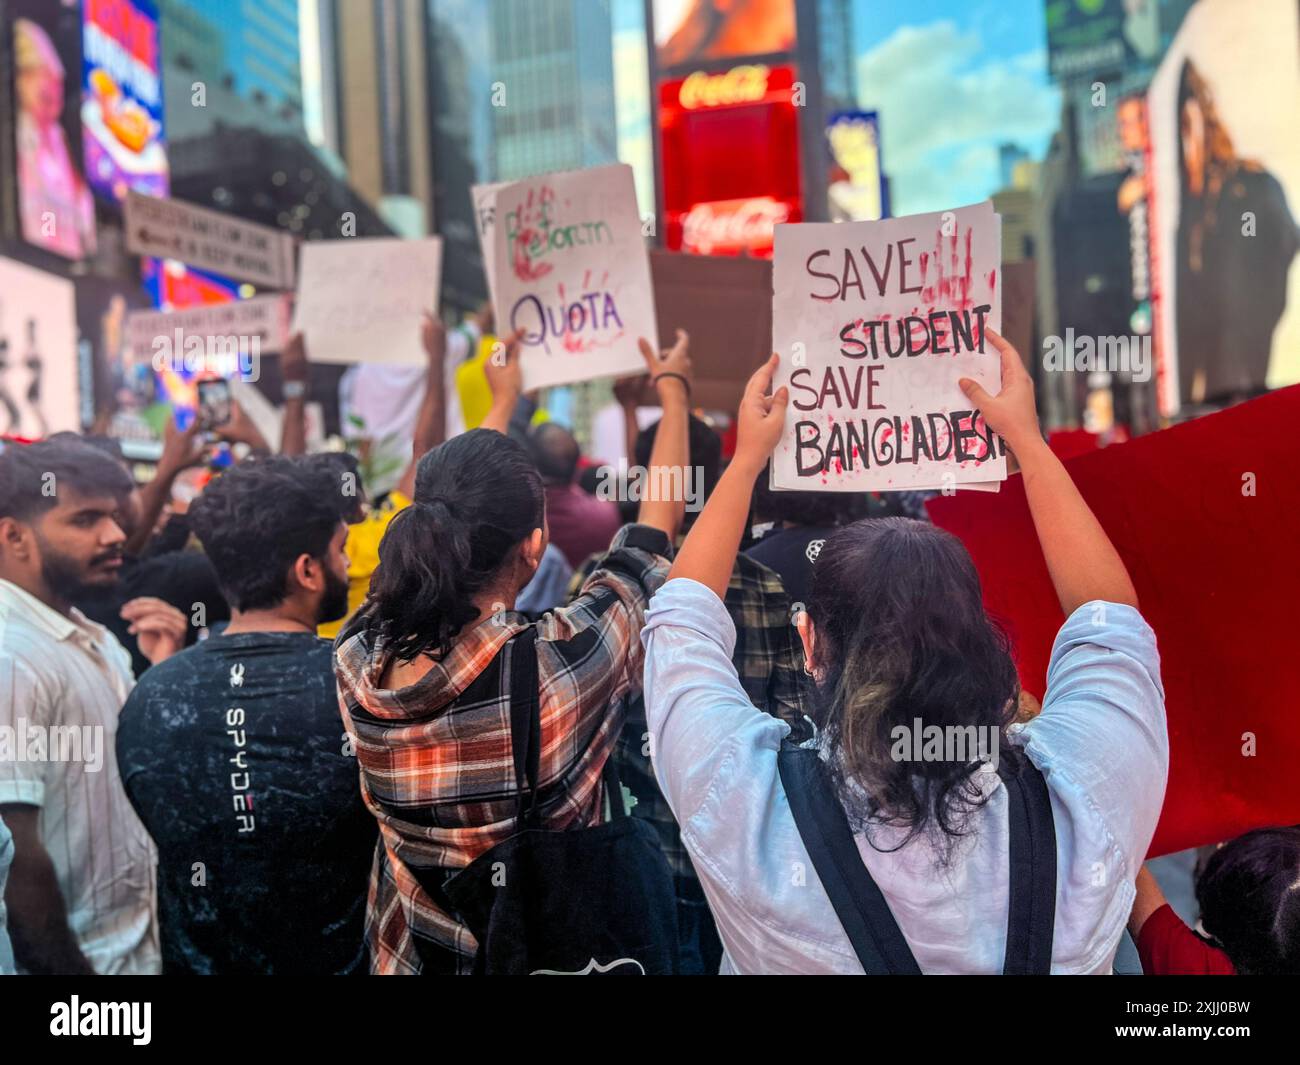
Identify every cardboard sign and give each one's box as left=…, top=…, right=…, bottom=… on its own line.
left=770, top=202, right=1005, bottom=492
left=124, top=191, right=296, bottom=289
left=928, top=385, right=1300, bottom=857
left=489, top=164, right=656, bottom=390
left=649, top=250, right=772, bottom=412
left=125, top=295, right=291, bottom=373
left=292, top=237, right=442, bottom=366
left=471, top=180, right=510, bottom=309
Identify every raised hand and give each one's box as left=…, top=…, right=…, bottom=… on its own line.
left=733, top=353, right=789, bottom=473
left=958, top=327, right=1039, bottom=455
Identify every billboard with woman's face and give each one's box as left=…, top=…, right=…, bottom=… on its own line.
left=11, top=0, right=97, bottom=260
left=1147, top=0, right=1300, bottom=414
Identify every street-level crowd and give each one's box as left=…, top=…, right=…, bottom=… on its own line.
left=0, top=315, right=1296, bottom=975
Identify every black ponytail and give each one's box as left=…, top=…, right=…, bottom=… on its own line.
left=368, top=429, right=544, bottom=661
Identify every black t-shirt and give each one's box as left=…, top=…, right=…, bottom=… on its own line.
left=117, top=631, right=375, bottom=974
left=743, top=525, right=836, bottom=606
left=76, top=545, right=230, bottom=677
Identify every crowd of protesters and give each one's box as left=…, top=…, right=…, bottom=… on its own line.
left=0, top=309, right=1297, bottom=976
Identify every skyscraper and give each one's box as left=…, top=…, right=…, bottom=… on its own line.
left=488, top=0, right=618, bottom=180
left=162, top=0, right=302, bottom=113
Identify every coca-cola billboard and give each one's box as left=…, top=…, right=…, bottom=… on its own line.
left=659, top=63, right=803, bottom=258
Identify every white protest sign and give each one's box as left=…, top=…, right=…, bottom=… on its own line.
left=471, top=180, right=510, bottom=309
left=771, top=201, right=1005, bottom=493
left=125, top=191, right=296, bottom=289
left=292, top=237, right=443, bottom=365
left=490, top=164, right=655, bottom=390
left=126, top=295, right=291, bottom=380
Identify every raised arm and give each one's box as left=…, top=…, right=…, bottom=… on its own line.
left=479, top=331, right=523, bottom=435
left=635, top=330, right=693, bottom=542
left=960, top=329, right=1138, bottom=614
left=395, top=314, right=448, bottom=500
left=277, top=330, right=309, bottom=456
left=126, top=415, right=205, bottom=555
left=613, top=371, right=648, bottom=463
left=668, top=353, right=787, bottom=597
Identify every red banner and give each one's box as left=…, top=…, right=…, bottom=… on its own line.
left=928, top=386, right=1300, bottom=857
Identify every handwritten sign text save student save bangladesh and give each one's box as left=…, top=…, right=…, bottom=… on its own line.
left=491, top=164, right=655, bottom=390
left=770, top=202, right=1007, bottom=493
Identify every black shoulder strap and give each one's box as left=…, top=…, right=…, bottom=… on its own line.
left=778, top=742, right=1057, bottom=975
left=506, top=624, right=628, bottom=827
left=999, top=758, right=1057, bottom=974
left=507, top=626, right=542, bottom=829
left=777, top=744, right=921, bottom=975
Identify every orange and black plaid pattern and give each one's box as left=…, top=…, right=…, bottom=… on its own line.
left=334, top=524, right=671, bottom=974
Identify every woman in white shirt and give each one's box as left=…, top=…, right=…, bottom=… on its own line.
left=641, top=330, right=1169, bottom=974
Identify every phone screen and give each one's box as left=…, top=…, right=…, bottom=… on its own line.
left=196, top=379, right=232, bottom=431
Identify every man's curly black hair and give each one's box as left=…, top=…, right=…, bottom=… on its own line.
left=188, top=456, right=343, bottom=611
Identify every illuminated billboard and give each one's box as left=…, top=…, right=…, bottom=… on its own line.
left=1146, top=0, right=1300, bottom=413
left=11, top=0, right=97, bottom=259
left=81, top=0, right=168, bottom=203
left=826, top=110, right=887, bottom=222
left=659, top=63, right=802, bottom=257
left=653, top=0, right=795, bottom=70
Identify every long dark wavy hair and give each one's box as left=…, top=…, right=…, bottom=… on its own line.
left=806, top=518, right=1022, bottom=856
left=366, top=429, right=544, bottom=662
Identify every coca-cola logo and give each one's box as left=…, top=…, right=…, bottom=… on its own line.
left=681, top=197, right=791, bottom=255
left=679, top=65, right=770, bottom=110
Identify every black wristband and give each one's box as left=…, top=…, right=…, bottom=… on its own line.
left=652, top=372, right=691, bottom=399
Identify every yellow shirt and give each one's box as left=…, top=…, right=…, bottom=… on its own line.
left=318, top=489, right=411, bottom=640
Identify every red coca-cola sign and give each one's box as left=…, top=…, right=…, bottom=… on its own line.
left=659, top=63, right=803, bottom=258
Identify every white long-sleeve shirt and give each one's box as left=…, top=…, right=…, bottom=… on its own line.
left=642, top=579, right=1168, bottom=974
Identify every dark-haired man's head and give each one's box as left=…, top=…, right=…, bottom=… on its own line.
left=753, top=462, right=853, bottom=528
left=635, top=413, right=722, bottom=526
left=188, top=456, right=349, bottom=626
left=303, top=450, right=367, bottom=523
left=529, top=422, right=581, bottom=487
left=0, top=439, right=135, bottom=607
left=1197, top=826, right=1300, bottom=974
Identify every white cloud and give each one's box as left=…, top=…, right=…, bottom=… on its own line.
left=857, top=21, right=1061, bottom=217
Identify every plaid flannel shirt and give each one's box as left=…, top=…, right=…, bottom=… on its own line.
left=335, top=524, right=671, bottom=974
left=567, top=550, right=814, bottom=888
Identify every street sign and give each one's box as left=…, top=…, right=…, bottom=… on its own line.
left=124, top=191, right=296, bottom=289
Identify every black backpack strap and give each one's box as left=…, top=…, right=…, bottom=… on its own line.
left=777, top=742, right=922, bottom=975
left=999, top=758, right=1057, bottom=974
left=507, top=626, right=542, bottom=829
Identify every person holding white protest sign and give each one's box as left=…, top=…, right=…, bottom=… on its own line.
left=641, top=329, right=1168, bottom=974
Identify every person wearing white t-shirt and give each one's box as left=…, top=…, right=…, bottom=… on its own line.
left=0, top=438, right=187, bottom=974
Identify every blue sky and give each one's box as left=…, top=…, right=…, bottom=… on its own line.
left=612, top=0, right=1062, bottom=218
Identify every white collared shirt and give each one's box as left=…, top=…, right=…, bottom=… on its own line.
left=642, top=579, right=1169, bottom=975
left=0, top=579, right=159, bottom=974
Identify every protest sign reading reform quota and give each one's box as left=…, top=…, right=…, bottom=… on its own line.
left=486, top=164, right=656, bottom=390
left=770, top=202, right=1007, bottom=493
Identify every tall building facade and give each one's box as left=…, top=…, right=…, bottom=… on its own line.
left=423, top=0, right=619, bottom=311
left=162, top=0, right=302, bottom=112
left=489, top=0, right=617, bottom=180
left=304, top=0, right=434, bottom=236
